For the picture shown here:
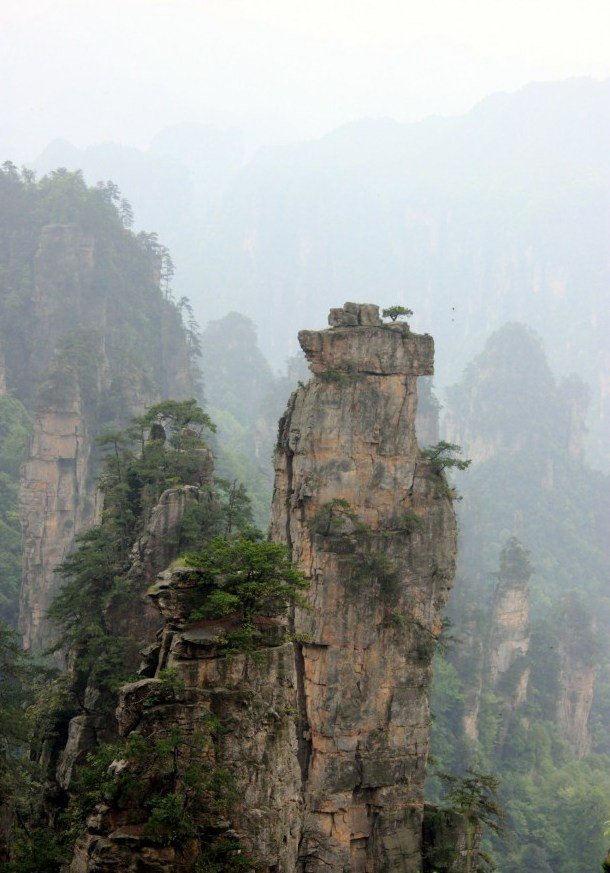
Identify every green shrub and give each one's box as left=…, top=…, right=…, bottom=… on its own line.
left=397, top=509, right=423, bottom=533
left=317, top=363, right=356, bottom=384
left=382, top=305, right=413, bottom=322
left=145, top=793, right=196, bottom=844
left=310, top=498, right=362, bottom=536
left=350, top=553, right=399, bottom=600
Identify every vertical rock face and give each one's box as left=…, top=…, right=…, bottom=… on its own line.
left=18, top=224, right=192, bottom=653
left=70, top=574, right=303, bottom=873
left=270, top=303, right=457, bottom=872
left=556, top=660, right=596, bottom=758
left=47, top=485, right=214, bottom=812
left=487, top=539, right=530, bottom=707
left=555, top=603, right=598, bottom=758
left=19, top=387, right=100, bottom=653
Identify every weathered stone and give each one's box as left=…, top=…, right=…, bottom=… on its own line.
left=329, top=307, right=358, bottom=327
left=328, top=302, right=382, bottom=328
left=299, top=323, right=433, bottom=377
left=270, top=305, right=456, bottom=871
left=63, top=303, right=457, bottom=873
left=357, top=303, right=382, bottom=325
left=45, top=486, right=212, bottom=830
left=484, top=538, right=532, bottom=747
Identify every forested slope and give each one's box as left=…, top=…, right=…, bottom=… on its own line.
left=0, top=162, right=197, bottom=641
left=429, top=323, right=610, bottom=872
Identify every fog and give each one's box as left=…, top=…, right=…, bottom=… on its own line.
left=2, top=0, right=609, bottom=461
left=2, top=0, right=610, bottom=157
left=1, top=4, right=610, bottom=871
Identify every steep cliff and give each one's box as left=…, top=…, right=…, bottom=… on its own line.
left=270, top=303, right=457, bottom=871
left=47, top=484, right=214, bottom=814
left=19, top=358, right=102, bottom=654
left=554, top=597, right=598, bottom=758
left=486, top=539, right=530, bottom=712
left=0, top=167, right=195, bottom=648
left=69, top=564, right=303, bottom=873
left=63, top=303, right=459, bottom=873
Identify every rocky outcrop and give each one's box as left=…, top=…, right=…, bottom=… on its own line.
left=70, top=569, right=302, bottom=873
left=270, top=303, right=457, bottom=871
left=47, top=485, right=212, bottom=814
left=64, top=303, right=458, bottom=872
left=556, top=660, right=596, bottom=758
left=109, top=483, right=215, bottom=643
left=422, top=805, right=482, bottom=873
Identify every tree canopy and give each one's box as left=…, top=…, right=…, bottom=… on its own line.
left=382, top=305, right=413, bottom=322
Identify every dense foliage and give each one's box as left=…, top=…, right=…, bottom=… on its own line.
left=1, top=396, right=270, bottom=868
left=185, top=536, right=308, bottom=649
left=48, top=400, right=216, bottom=679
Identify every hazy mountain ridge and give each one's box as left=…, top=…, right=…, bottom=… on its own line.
left=32, top=78, right=609, bottom=467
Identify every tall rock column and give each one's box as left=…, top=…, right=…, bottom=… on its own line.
left=487, top=538, right=531, bottom=704
left=270, top=303, right=457, bottom=872
left=555, top=597, right=598, bottom=758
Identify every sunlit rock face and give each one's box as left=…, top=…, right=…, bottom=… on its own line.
left=270, top=303, right=457, bottom=872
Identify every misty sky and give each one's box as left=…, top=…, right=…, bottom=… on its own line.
left=1, top=0, right=609, bottom=160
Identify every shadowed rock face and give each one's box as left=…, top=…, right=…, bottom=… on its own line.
left=270, top=303, right=457, bottom=872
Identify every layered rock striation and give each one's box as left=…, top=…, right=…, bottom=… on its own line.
left=270, top=303, right=457, bottom=871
